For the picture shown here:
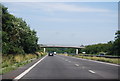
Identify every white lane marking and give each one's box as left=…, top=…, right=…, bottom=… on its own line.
left=68, top=61, right=71, bottom=62
left=65, top=59, right=68, bottom=61
left=75, top=64, right=79, bottom=67
left=89, top=70, right=95, bottom=74
left=14, top=55, right=47, bottom=80
left=82, top=66, right=85, bottom=69
left=57, top=56, right=72, bottom=63
left=56, top=55, right=65, bottom=60
left=68, top=56, right=119, bottom=66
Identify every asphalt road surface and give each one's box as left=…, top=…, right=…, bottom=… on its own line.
left=2, top=54, right=119, bottom=81
left=15, top=54, right=119, bottom=80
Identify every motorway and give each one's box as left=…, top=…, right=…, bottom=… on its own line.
left=19, top=55, right=119, bottom=79
left=2, top=55, right=119, bottom=81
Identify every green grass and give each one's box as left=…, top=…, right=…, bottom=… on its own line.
left=1, top=52, right=47, bottom=74
left=57, top=53, right=68, bottom=56
left=68, top=54, right=119, bottom=64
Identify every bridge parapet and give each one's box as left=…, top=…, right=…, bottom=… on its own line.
left=40, top=45, right=85, bottom=49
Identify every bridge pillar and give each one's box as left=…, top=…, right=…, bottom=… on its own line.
left=43, top=48, right=46, bottom=53
left=76, top=49, right=78, bottom=54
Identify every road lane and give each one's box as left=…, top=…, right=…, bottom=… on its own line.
left=57, top=55, right=119, bottom=79
left=18, top=55, right=119, bottom=80
left=14, top=55, right=47, bottom=80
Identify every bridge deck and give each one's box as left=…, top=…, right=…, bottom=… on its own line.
left=40, top=46, right=85, bottom=49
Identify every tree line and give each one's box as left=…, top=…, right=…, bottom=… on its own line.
left=45, top=48, right=76, bottom=54
left=1, top=4, right=39, bottom=54
left=81, top=31, right=120, bottom=56
left=45, top=31, right=120, bottom=56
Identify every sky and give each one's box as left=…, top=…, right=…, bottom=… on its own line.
left=0, top=0, right=119, bottom=2
left=2, top=2, right=118, bottom=46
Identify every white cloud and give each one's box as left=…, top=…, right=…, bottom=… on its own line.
left=40, top=17, right=85, bottom=22
left=8, top=3, right=110, bottom=13
left=41, top=18, right=71, bottom=22
left=38, top=3, right=110, bottom=13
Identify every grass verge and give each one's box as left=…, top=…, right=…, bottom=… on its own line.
left=57, top=53, right=68, bottom=56
left=1, top=52, right=47, bottom=75
left=67, top=54, right=119, bottom=64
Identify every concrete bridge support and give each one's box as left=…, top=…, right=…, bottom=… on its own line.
left=76, top=49, right=78, bottom=54
left=43, top=48, right=46, bottom=53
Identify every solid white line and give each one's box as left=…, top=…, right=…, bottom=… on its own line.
left=75, top=64, right=79, bottom=66
left=14, top=55, right=47, bottom=80
left=89, top=70, right=95, bottom=74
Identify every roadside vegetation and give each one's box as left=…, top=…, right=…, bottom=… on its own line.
left=1, top=4, right=39, bottom=54
left=57, top=53, right=68, bottom=56
left=0, top=4, right=47, bottom=74
left=68, top=54, right=119, bottom=64
left=74, top=30, right=120, bottom=64
left=1, top=52, right=46, bottom=74
left=81, top=31, right=120, bottom=56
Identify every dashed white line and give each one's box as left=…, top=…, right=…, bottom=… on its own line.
left=68, top=61, right=71, bottom=62
left=82, top=66, right=85, bottom=69
left=14, top=55, right=47, bottom=80
left=75, top=64, right=79, bottom=67
left=65, top=59, right=68, bottom=61
left=89, top=70, right=95, bottom=74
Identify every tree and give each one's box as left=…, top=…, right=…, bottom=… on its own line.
left=2, top=4, right=39, bottom=54
left=81, top=31, right=120, bottom=56
left=112, top=31, right=120, bottom=56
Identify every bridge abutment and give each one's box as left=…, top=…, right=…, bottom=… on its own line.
left=76, top=49, right=78, bottom=54
left=43, top=48, right=46, bottom=53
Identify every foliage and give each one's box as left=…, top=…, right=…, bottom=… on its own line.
left=68, top=54, right=119, bottom=64
left=1, top=4, right=39, bottom=54
left=1, top=52, right=46, bottom=74
left=46, top=48, right=76, bottom=54
left=81, top=30, right=120, bottom=56
left=112, top=31, right=120, bottom=56
left=81, top=43, right=113, bottom=54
